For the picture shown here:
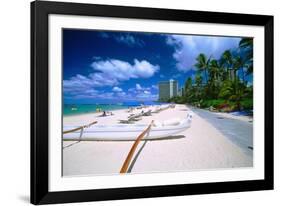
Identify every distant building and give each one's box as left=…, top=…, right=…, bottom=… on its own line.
left=158, top=80, right=178, bottom=101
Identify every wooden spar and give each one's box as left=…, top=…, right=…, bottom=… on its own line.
left=120, top=120, right=154, bottom=174
left=63, top=120, right=97, bottom=134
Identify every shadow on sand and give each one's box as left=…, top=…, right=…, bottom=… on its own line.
left=127, top=135, right=185, bottom=173
left=63, top=140, right=81, bottom=149
left=63, top=135, right=186, bottom=148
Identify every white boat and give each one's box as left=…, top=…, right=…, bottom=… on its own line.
left=151, top=105, right=171, bottom=113
left=63, top=113, right=193, bottom=141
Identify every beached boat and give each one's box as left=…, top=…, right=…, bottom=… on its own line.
left=63, top=113, right=193, bottom=141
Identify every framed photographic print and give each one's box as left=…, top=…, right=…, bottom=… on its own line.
left=31, top=0, right=274, bottom=204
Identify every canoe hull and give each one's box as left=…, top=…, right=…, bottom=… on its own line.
left=63, top=115, right=192, bottom=141
left=63, top=122, right=190, bottom=141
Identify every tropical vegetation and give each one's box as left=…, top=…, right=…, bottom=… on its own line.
left=168, top=38, right=253, bottom=112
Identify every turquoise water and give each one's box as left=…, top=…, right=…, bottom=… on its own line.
left=63, top=101, right=165, bottom=116
left=63, top=102, right=163, bottom=116
left=63, top=104, right=128, bottom=116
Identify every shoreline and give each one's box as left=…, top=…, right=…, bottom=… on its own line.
left=63, top=103, right=168, bottom=117
left=63, top=105, right=128, bottom=117
left=63, top=104, right=253, bottom=176
left=63, top=108, right=136, bottom=126
left=63, top=104, right=252, bottom=123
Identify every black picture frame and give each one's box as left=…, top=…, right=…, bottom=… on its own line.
left=31, top=0, right=274, bottom=204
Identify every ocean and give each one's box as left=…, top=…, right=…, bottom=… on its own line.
left=63, top=102, right=163, bottom=116
left=63, top=104, right=127, bottom=116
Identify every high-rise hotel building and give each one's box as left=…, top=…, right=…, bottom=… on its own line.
left=158, top=80, right=179, bottom=101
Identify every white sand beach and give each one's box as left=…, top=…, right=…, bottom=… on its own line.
left=63, top=104, right=252, bottom=176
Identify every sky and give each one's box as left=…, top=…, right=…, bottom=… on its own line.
left=63, top=29, right=244, bottom=104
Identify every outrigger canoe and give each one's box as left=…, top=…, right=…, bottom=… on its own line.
left=63, top=113, right=193, bottom=141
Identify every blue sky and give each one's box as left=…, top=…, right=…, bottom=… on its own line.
left=63, top=29, right=243, bottom=104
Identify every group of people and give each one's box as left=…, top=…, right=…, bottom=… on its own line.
left=96, top=108, right=114, bottom=117
left=101, top=110, right=114, bottom=117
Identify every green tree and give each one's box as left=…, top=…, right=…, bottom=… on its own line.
left=184, top=77, right=193, bottom=102
left=195, top=73, right=203, bottom=87
left=185, top=77, right=192, bottom=92
left=233, top=56, right=243, bottom=82
left=194, top=74, right=203, bottom=101
left=194, top=53, right=211, bottom=83
left=239, top=38, right=253, bottom=76
left=175, top=38, right=253, bottom=111
left=221, top=50, right=234, bottom=80
left=229, top=81, right=246, bottom=110
left=207, top=59, right=224, bottom=98
left=209, top=59, right=219, bottom=81
left=218, top=80, right=233, bottom=100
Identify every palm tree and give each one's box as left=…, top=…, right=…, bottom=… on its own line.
left=219, top=80, right=234, bottom=100
left=221, top=50, right=234, bottom=80
left=218, top=57, right=228, bottom=81
left=245, top=63, right=253, bottom=76
left=229, top=81, right=246, bottom=111
left=195, top=73, right=203, bottom=87
left=239, top=38, right=253, bottom=50
left=233, top=55, right=244, bottom=82
left=209, top=59, right=222, bottom=81
left=208, top=59, right=224, bottom=99
left=231, top=55, right=246, bottom=97
left=184, top=77, right=192, bottom=101
left=194, top=74, right=203, bottom=101
left=194, top=53, right=211, bottom=83
left=239, top=38, right=253, bottom=76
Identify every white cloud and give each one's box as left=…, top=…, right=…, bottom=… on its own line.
left=99, top=32, right=144, bottom=47
left=64, top=58, right=159, bottom=100
left=166, top=35, right=241, bottom=72
left=116, top=91, right=127, bottom=97
left=65, top=85, right=158, bottom=101
left=112, top=86, right=123, bottom=92
left=135, top=92, right=158, bottom=100
left=126, top=83, right=157, bottom=101
left=88, top=73, right=118, bottom=86
left=63, top=73, right=118, bottom=99
left=151, top=85, right=158, bottom=90
left=126, top=84, right=158, bottom=100
left=66, top=91, right=114, bottom=100
left=99, top=32, right=109, bottom=38
left=114, top=34, right=145, bottom=47
left=102, top=92, right=114, bottom=99
left=91, top=59, right=159, bottom=81
left=129, top=83, right=152, bottom=93
left=92, top=56, right=102, bottom=60
left=136, top=83, right=142, bottom=91
left=171, top=73, right=182, bottom=79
